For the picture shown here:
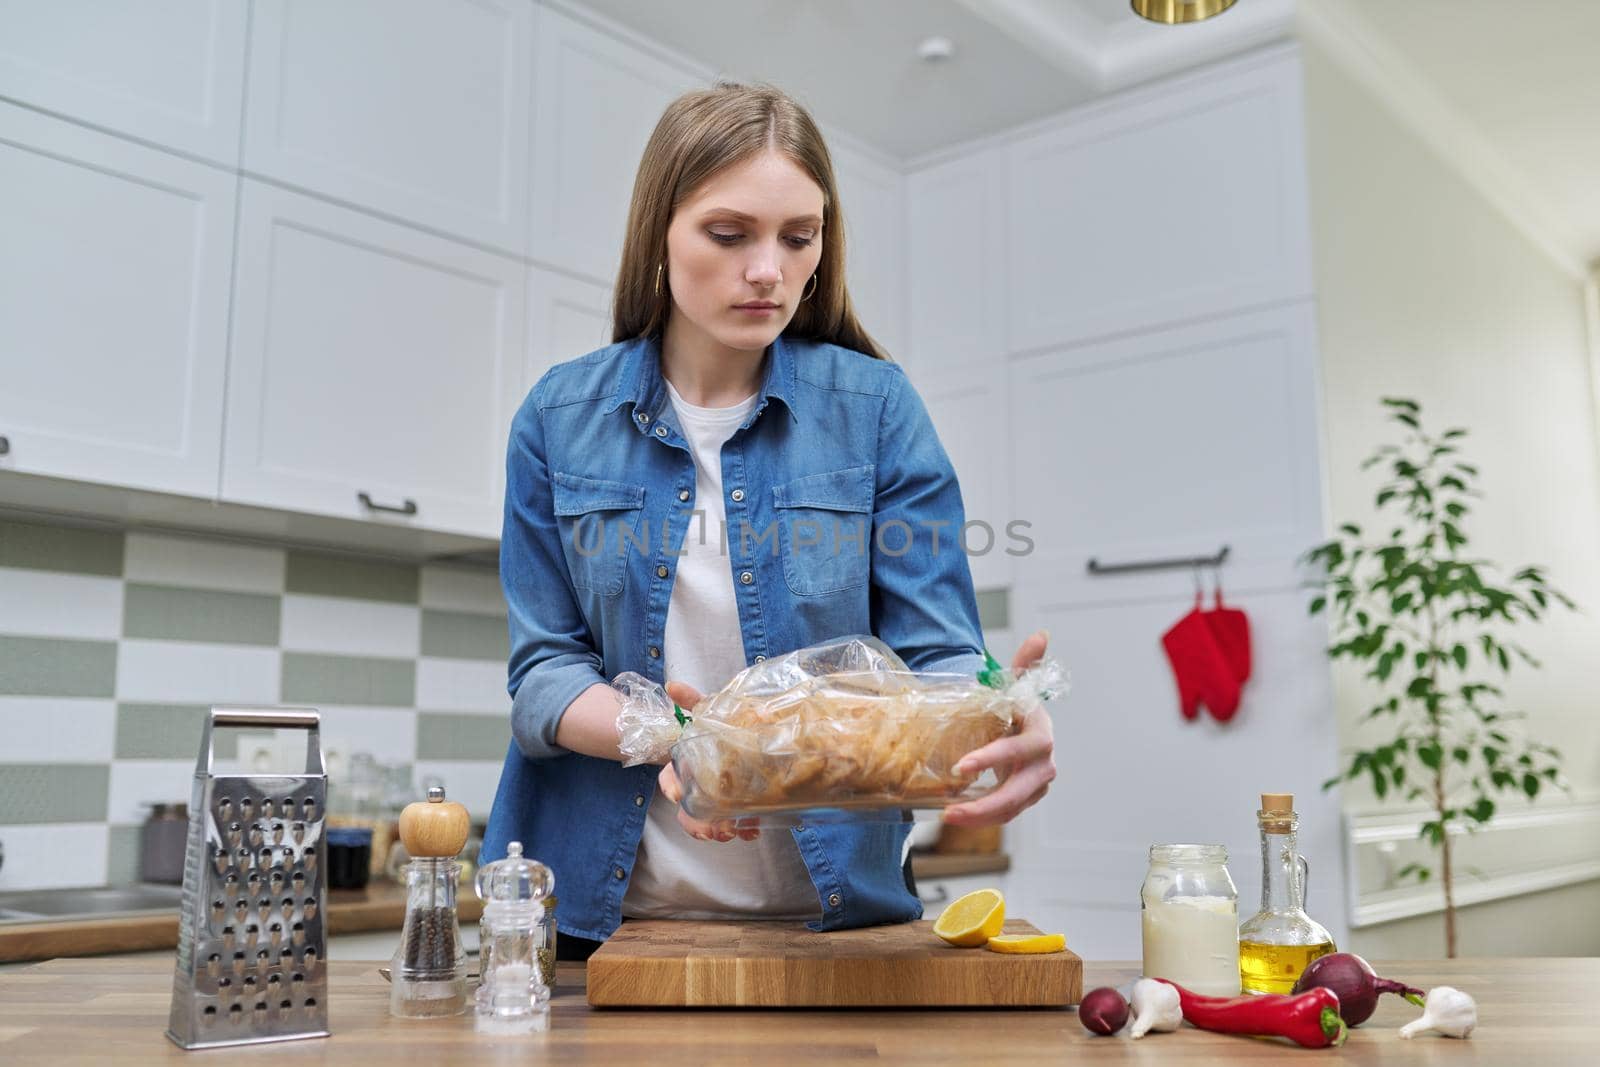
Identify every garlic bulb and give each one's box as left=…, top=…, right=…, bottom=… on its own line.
left=1398, top=985, right=1477, bottom=1039
left=1128, top=977, right=1183, bottom=1038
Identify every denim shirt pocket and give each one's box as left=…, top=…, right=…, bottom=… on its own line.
left=772, top=464, right=875, bottom=596
left=551, top=471, right=647, bottom=597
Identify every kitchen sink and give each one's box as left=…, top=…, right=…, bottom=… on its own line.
left=0, top=883, right=183, bottom=923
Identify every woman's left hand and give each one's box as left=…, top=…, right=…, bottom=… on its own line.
left=940, top=629, right=1057, bottom=827
left=661, top=680, right=761, bottom=843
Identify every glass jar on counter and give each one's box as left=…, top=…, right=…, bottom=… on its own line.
left=1140, top=843, right=1240, bottom=996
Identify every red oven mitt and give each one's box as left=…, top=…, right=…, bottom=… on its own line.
left=1204, top=586, right=1253, bottom=712
left=1161, top=592, right=1241, bottom=722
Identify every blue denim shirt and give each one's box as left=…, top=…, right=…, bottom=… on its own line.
left=482, top=331, right=986, bottom=942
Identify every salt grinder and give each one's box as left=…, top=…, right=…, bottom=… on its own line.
left=388, top=786, right=469, bottom=1017
left=474, top=841, right=554, bottom=1034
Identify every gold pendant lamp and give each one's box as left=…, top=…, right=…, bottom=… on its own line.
left=1130, top=0, right=1238, bottom=24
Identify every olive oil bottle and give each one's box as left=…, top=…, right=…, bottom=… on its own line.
left=1238, top=793, right=1336, bottom=994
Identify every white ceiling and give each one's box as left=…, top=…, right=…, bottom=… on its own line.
left=570, top=0, right=1600, bottom=270
left=1328, top=0, right=1600, bottom=271
left=569, top=0, right=1294, bottom=161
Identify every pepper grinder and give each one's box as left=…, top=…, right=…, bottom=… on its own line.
left=389, top=786, right=469, bottom=1017
left=475, top=841, right=554, bottom=1034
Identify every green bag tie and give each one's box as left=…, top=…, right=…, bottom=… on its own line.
left=976, top=649, right=1006, bottom=690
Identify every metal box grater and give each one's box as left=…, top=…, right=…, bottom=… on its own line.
left=166, top=708, right=331, bottom=1049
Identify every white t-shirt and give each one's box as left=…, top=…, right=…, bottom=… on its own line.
left=620, top=378, right=821, bottom=921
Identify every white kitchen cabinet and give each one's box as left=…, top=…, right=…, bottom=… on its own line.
left=0, top=0, right=248, bottom=166
left=0, top=103, right=234, bottom=499
left=903, top=152, right=1010, bottom=592
left=529, top=2, right=703, bottom=283
left=1005, top=49, right=1313, bottom=354
left=245, top=0, right=534, bottom=256
left=1006, top=302, right=1325, bottom=605
left=223, top=180, right=526, bottom=539
left=829, top=136, right=907, bottom=362
left=525, top=265, right=614, bottom=394
left=915, top=366, right=1014, bottom=592
left=905, top=151, right=1007, bottom=375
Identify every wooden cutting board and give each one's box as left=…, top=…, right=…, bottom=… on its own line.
left=586, top=919, right=1081, bottom=1008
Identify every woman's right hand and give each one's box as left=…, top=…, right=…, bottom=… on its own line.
left=661, top=680, right=759, bottom=843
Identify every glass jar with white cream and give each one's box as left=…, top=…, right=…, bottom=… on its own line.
left=1140, top=843, right=1240, bottom=996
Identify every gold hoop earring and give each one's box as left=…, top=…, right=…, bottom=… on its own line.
left=654, top=262, right=664, bottom=297
left=800, top=274, right=818, bottom=302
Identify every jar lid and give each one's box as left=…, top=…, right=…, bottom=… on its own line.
left=327, top=827, right=373, bottom=847
left=475, top=841, right=554, bottom=906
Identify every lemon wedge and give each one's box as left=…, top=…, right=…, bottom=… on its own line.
left=933, top=888, right=1005, bottom=947
left=984, top=932, right=1066, bottom=954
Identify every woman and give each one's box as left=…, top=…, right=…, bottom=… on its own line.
left=482, top=83, right=1055, bottom=959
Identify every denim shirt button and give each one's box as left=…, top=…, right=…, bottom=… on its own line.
left=828, top=893, right=842, bottom=908
left=614, top=867, right=626, bottom=880
left=740, top=571, right=753, bottom=585
left=648, top=645, right=661, bottom=659
left=678, top=489, right=690, bottom=501
left=730, top=488, right=745, bottom=502
left=656, top=565, right=669, bottom=578
left=633, top=795, right=645, bottom=807
left=753, top=654, right=766, bottom=663
left=637, top=411, right=650, bottom=424
left=654, top=425, right=668, bottom=438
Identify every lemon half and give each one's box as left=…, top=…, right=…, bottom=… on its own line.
left=933, top=888, right=1005, bottom=947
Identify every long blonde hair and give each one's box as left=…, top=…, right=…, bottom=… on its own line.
left=612, top=81, right=889, bottom=361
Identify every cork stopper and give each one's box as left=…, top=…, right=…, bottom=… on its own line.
left=397, top=785, right=470, bottom=858
left=1259, top=792, right=1296, bottom=835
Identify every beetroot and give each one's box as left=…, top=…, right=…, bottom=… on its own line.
left=1291, top=952, right=1425, bottom=1026
left=1078, top=986, right=1129, bottom=1035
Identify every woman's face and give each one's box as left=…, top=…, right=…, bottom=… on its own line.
left=663, top=149, right=826, bottom=354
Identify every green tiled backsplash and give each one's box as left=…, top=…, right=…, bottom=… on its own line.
left=281, top=652, right=418, bottom=707
left=285, top=550, right=421, bottom=604
left=421, top=609, right=511, bottom=661
left=122, top=583, right=282, bottom=646
left=0, top=634, right=118, bottom=698
left=0, top=520, right=124, bottom=576
left=0, top=516, right=511, bottom=891
left=114, top=703, right=240, bottom=760
left=0, top=764, right=111, bottom=824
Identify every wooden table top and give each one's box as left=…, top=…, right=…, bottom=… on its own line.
left=0, top=883, right=484, bottom=964
left=1, top=954, right=1594, bottom=1064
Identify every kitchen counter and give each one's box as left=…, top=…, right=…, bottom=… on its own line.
left=0, top=883, right=484, bottom=965
left=0, top=854, right=995, bottom=965
left=1, top=955, right=1592, bottom=1064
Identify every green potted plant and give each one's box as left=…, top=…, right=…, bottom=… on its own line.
left=1305, top=398, right=1573, bottom=957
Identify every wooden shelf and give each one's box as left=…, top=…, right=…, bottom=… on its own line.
left=0, top=881, right=483, bottom=965
left=910, top=851, right=1011, bottom=879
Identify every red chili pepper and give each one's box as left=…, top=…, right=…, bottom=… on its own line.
left=1156, top=979, right=1348, bottom=1049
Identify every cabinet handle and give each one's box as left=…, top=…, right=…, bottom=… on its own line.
left=357, top=491, right=417, bottom=516
left=0, top=435, right=10, bottom=456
